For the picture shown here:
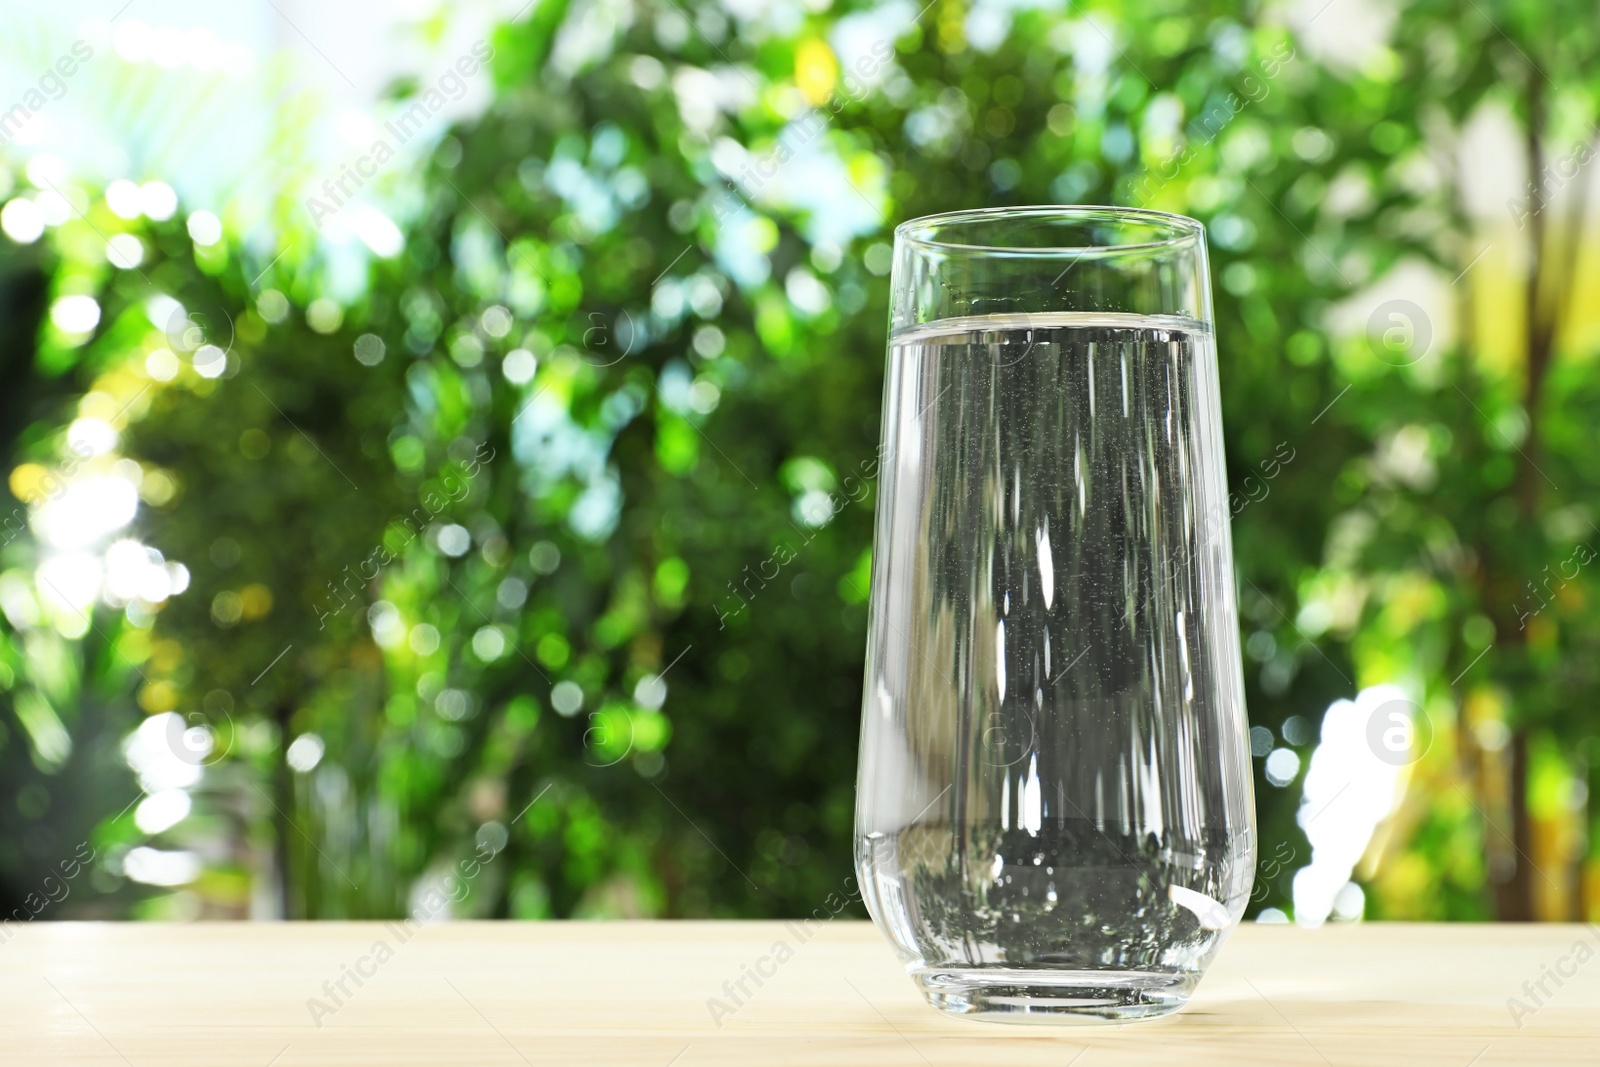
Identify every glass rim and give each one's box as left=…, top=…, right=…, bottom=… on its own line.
left=894, top=205, right=1205, bottom=256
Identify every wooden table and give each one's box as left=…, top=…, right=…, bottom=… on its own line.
left=3, top=920, right=1596, bottom=1065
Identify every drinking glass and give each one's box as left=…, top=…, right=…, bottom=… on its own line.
left=855, top=206, right=1255, bottom=1023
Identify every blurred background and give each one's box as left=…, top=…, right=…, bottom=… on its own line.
left=0, top=0, right=1596, bottom=928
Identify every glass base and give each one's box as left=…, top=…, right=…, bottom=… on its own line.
left=914, top=967, right=1197, bottom=1023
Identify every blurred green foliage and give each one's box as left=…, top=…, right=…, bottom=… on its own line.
left=1, top=0, right=1598, bottom=925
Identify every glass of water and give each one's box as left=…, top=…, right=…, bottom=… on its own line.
left=855, top=206, right=1255, bottom=1022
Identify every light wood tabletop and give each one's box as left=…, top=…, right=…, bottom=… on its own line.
left=2, top=919, right=1596, bottom=1065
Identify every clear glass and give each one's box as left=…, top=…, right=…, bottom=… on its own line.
left=855, top=206, right=1255, bottom=1023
